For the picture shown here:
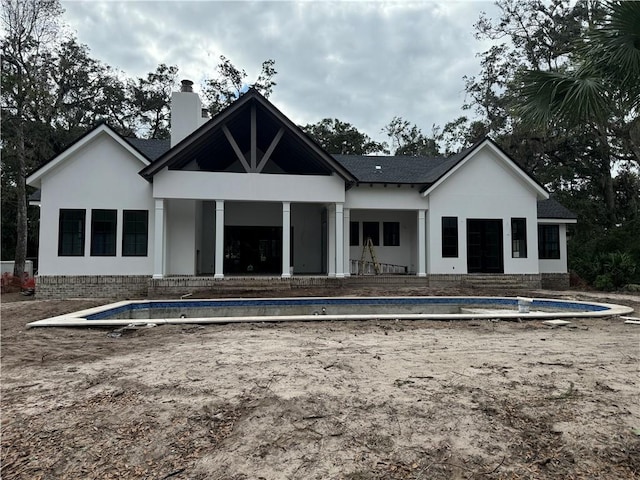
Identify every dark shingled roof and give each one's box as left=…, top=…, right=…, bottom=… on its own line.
left=537, top=197, right=577, bottom=219
left=124, top=137, right=575, bottom=220
left=333, top=154, right=439, bottom=184
left=125, top=138, right=171, bottom=161
left=332, top=145, right=474, bottom=186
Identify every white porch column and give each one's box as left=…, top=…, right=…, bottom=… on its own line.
left=417, top=209, right=427, bottom=277
left=282, top=201, right=291, bottom=278
left=153, top=198, right=166, bottom=279
left=335, top=203, right=344, bottom=278
left=214, top=200, right=225, bottom=279
left=343, top=208, right=351, bottom=276
left=327, top=205, right=336, bottom=277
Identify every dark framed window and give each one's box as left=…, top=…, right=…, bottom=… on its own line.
left=58, top=209, right=86, bottom=256
left=349, top=221, right=359, bottom=246
left=538, top=224, right=560, bottom=259
left=511, top=218, right=527, bottom=258
left=123, top=210, right=149, bottom=256
left=91, top=209, right=117, bottom=256
left=383, top=222, right=400, bottom=246
left=442, top=216, right=458, bottom=257
left=362, top=221, right=379, bottom=246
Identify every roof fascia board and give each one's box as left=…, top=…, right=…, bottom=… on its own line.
left=353, top=181, right=423, bottom=186
left=27, top=124, right=149, bottom=187
left=421, top=139, right=549, bottom=199
left=538, top=218, right=578, bottom=224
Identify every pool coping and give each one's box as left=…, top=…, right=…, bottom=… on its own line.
left=26, top=296, right=635, bottom=328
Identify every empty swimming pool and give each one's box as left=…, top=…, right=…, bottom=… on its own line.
left=26, top=296, right=634, bottom=328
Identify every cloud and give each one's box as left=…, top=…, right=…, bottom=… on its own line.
left=61, top=1, right=499, bottom=143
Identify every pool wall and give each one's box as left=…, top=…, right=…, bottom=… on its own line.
left=26, top=296, right=633, bottom=328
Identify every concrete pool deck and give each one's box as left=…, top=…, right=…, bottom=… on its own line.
left=26, top=296, right=635, bottom=328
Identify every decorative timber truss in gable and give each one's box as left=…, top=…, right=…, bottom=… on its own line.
left=139, top=89, right=355, bottom=182
left=220, top=104, right=285, bottom=173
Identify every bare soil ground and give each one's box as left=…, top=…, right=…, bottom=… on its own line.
left=1, top=287, right=639, bottom=479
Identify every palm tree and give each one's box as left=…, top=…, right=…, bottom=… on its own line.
left=517, top=1, right=639, bottom=128
left=515, top=1, right=640, bottom=222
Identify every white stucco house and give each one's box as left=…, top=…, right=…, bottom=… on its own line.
left=27, top=82, right=576, bottom=297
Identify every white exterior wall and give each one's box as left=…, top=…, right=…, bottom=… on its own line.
left=166, top=199, right=197, bottom=275
left=37, top=134, right=154, bottom=275
left=171, top=90, right=208, bottom=147
left=349, top=210, right=417, bottom=273
left=538, top=223, right=569, bottom=273
left=345, top=185, right=427, bottom=210
left=153, top=170, right=345, bottom=203
left=292, top=203, right=326, bottom=273
left=426, top=148, right=540, bottom=275
left=345, top=186, right=427, bottom=274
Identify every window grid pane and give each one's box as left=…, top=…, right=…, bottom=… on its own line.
left=383, top=222, right=400, bottom=246
left=538, top=225, right=560, bottom=259
left=442, top=217, right=458, bottom=257
left=91, top=209, right=117, bottom=256
left=123, top=210, right=149, bottom=256
left=349, top=221, right=359, bottom=247
left=58, top=209, right=86, bottom=256
left=511, top=218, right=527, bottom=258
left=362, top=222, right=379, bottom=246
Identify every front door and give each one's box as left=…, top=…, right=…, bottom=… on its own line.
left=224, top=226, right=282, bottom=274
left=467, top=219, right=504, bottom=273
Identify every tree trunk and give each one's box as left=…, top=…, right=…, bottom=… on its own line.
left=13, top=118, right=28, bottom=286
left=602, top=163, right=616, bottom=225
left=596, top=126, right=617, bottom=226
left=630, top=117, right=640, bottom=166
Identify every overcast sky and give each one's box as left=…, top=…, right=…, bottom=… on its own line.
left=61, top=1, right=500, bottom=143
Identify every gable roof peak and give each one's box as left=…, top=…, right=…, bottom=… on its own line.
left=26, top=122, right=151, bottom=189
left=139, top=87, right=355, bottom=182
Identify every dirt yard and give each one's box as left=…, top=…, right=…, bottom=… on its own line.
left=1, top=287, right=639, bottom=479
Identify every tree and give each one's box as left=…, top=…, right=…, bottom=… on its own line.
left=302, top=118, right=386, bottom=155
left=457, top=0, right=640, bottom=287
left=201, top=55, right=277, bottom=115
left=127, top=63, right=178, bottom=139
left=516, top=1, right=640, bottom=159
left=383, top=116, right=440, bottom=156
left=1, top=0, right=63, bottom=281
left=515, top=1, right=640, bottom=223
left=2, top=19, right=280, bottom=267
left=49, top=38, right=134, bottom=142
left=437, top=116, right=488, bottom=155
left=462, top=0, right=626, bottom=207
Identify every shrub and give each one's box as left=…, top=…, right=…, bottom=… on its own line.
left=594, top=274, right=615, bottom=291
left=593, top=251, right=637, bottom=290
